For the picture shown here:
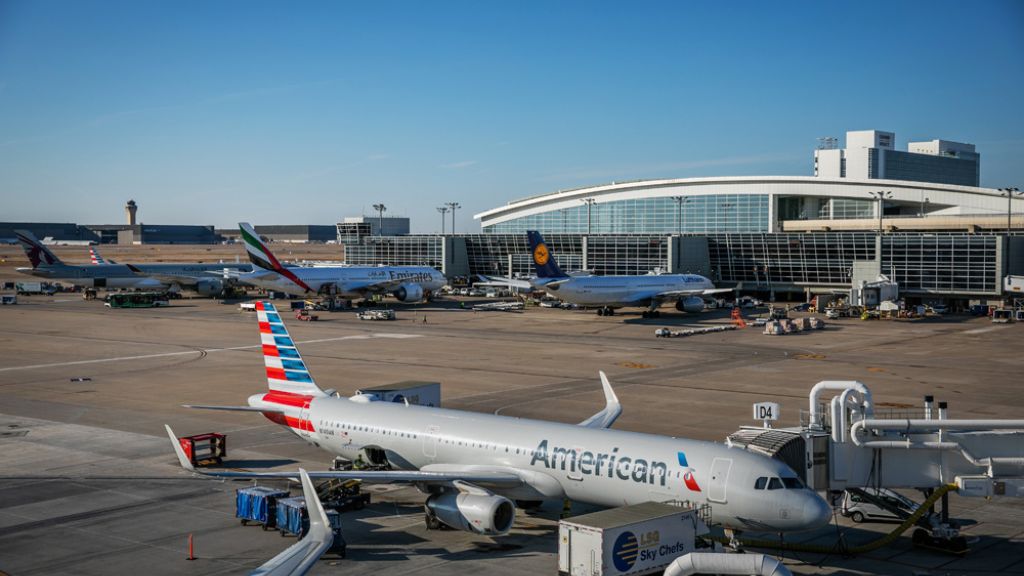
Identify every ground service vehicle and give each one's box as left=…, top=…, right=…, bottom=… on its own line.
left=105, top=292, right=170, bottom=308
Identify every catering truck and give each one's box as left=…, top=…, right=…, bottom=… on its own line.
left=558, top=502, right=709, bottom=576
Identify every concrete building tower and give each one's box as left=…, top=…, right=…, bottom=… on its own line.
left=125, top=200, right=137, bottom=225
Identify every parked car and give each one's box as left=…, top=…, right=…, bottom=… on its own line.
left=790, top=302, right=812, bottom=312
left=929, top=304, right=949, bottom=314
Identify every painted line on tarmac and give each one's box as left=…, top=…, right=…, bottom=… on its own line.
left=0, top=333, right=421, bottom=373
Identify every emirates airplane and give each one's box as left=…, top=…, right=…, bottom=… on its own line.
left=167, top=301, right=830, bottom=536
left=236, top=222, right=445, bottom=302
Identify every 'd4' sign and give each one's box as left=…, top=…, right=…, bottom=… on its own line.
left=753, top=402, right=780, bottom=421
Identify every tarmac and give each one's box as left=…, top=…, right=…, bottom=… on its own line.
left=1, top=255, right=1023, bottom=575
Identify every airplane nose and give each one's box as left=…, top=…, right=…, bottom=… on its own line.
left=803, top=494, right=832, bottom=529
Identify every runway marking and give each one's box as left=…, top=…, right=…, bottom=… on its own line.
left=0, top=333, right=422, bottom=373
left=962, top=326, right=1007, bottom=335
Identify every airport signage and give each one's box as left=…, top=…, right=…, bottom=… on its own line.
left=753, top=402, right=780, bottom=422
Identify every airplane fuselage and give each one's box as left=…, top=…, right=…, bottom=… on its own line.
left=534, top=274, right=716, bottom=308
left=18, top=263, right=251, bottom=289
left=252, top=393, right=830, bottom=533
left=240, top=265, right=446, bottom=298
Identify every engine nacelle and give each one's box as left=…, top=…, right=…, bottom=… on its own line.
left=675, top=295, right=705, bottom=313
left=393, top=283, right=424, bottom=302
left=194, top=278, right=224, bottom=297
left=425, top=492, right=515, bottom=535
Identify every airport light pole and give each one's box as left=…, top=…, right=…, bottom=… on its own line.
left=1000, top=187, right=1021, bottom=273
left=670, top=196, right=690, bottom=236
left=372, top=203, right=387, bottom=236
left=868, top=191, right=892, bottom=236
left=437, top=206, right=449, bottom=235
left=446, top=202, right=461, bottom=235
left=581, top=198, right=596, bottom=235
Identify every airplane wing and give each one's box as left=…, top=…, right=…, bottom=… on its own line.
left=625, top=287, right=735, bottom=306
left=250, top=468, right=333, bottom=576
left=578, top=371, right=622, bottom=429
left=183, top=404, right=285, bottom=414
left=165, top=425, right=523, bottom=488
left=476, top=276, right=532, bottom=290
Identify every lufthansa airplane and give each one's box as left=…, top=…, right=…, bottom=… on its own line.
left=14, top=230, right=249, bottom=296
left=236, top=222, right=446, bottom=302
left=491, top=231, right=732, bottom=317
left=167, top=301, right=831, bottom=536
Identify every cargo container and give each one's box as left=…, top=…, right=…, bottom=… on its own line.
left=558, top=502, right=707, bottom=576
left=355, top=381, right=440, bottom=407
left=236, top=486, right=289, bottom=529
left=275, top=496, right=344, bottom=536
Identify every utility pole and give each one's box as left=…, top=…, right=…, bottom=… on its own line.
left=868, top=191, right=892, bottom=236
left=1000, top=187, right=1021, bottom=273
left=372, top=203, right=387, bottom=236
left=437, top=206, right=449, bottom=235
left=670, top=196, right=689, bottom=235
left=581, top=198, right=596, bottom=235
left=446, top=202, right=461, bottom=235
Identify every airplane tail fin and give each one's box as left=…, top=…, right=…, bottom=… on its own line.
left=256, top=300, right=327, bottom=397
left=14, top=230, right=63, bottom=268
left=527, top=231, right=567, bottom=279
left=240, top=222, right=314, bottom=293
left=89, top=246, right=111, bottom=265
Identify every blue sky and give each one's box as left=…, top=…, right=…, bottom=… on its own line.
left=1, top=0, right=1022, bottom=232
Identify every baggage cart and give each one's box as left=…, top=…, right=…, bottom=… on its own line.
left=177, top=432, right=227, bottom=467
left=237, top=486, right=290, bottom=529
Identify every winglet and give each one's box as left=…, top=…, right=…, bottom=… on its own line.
left=300, top=468, right=331, bottom=540
left=578, top=371, right=623, bottom=429
left=165, top=424, right=196, bottom=472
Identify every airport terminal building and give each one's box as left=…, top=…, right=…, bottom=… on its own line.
left=342, top=130, right=1023, bottom=304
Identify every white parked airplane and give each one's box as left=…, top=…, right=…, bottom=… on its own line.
left=490, top=231, right=732, bottom=317
left=167, top=301, right=831, bottom=536
left=14, top=229, right=248, bottom=295
left=237, top=222, right=446, bottom=302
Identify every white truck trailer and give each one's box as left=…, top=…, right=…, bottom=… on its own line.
left=558, top=502, right=708, bottom=576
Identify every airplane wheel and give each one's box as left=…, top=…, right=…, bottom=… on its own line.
left=851, top=511, right=865, bottom=523
left=606, top=308, right=614, bottom=316
left=642, top=311, right=649, bottom=319
left=653, top=310, right=661, bottom=318
left=597, top=308, right=605, bottom=316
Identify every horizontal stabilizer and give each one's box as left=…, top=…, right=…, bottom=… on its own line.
left=578, top=371, right=622, bottom=429
left=182, top=404, right=284, bottom=414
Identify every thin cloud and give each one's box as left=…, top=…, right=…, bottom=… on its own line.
left=538, top=153, right=803, bottom=183
left=441, top=160, right=478, bottom=169
left=295, top=154, right=390, bottom=182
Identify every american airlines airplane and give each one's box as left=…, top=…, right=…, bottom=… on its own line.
left=494, top=231, right=732, bottom=317
left=14, top=229, right=250, bottom=295
left=166, top=301, right=831, bottom=536
left=236, top=222, right=446, bottom=302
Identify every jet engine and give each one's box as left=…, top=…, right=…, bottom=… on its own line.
left=393, top=283, right=424, bottom=302
left=425, top=491, right=516, bottom=535
left=194, top=278, right=224, bottom=297
left=675, top=295, right=705, bottom=313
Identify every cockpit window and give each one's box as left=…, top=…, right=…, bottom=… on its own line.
left=767, top=477, right=784, bottom=490
left=781, top=477, right=804, bottom=489
left=754, top=477, right=767, bottom=490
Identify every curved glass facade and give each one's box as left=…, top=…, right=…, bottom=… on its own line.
left=485, top=194, right=770, bottom=234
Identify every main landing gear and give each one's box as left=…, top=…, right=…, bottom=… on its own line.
left=596, top=307, right=615, bottom=316
left=641, top=310, right=661, bottom=319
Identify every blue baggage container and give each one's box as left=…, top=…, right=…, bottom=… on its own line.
left=236, top=486, right=289, bottom=527
left=275, top=496, right=343, bottom=536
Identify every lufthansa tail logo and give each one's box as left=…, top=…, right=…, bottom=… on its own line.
left=533, top=243, right=550, bottom=266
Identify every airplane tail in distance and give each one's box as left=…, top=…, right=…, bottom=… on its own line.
left=256, top=301, right=327, bottom=397
left=14, top=230, right=63, bottom=268
left=89, top=246, right=113, bottom=265
left=239, top=222, right=314, bottom=293
left=526, top=230, right=567, bottom=279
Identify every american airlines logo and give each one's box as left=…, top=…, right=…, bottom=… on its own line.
left=530, top=440, right=669, bottom=487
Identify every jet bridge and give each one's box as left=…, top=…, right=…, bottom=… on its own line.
left=727, top=380, right=1024, bottom=553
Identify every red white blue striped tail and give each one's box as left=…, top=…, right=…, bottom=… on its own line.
left=255, top=301, right=326, bottom=397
